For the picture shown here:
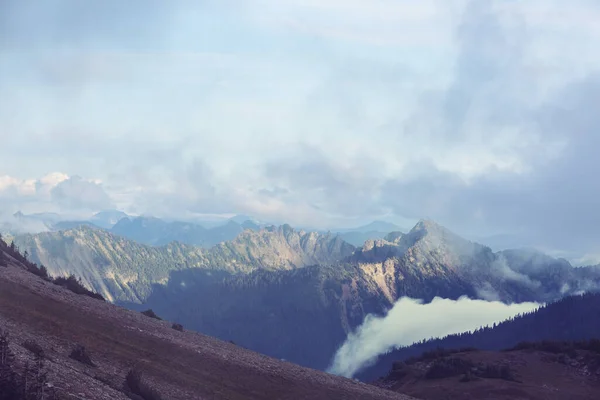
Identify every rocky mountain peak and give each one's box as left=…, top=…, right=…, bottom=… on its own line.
left=401, top=219, right=475, bottom=251
left=409, top=219, right=448, bottom=236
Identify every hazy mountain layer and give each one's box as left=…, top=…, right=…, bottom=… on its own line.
left=333, top=221, right=405, bottom=246
left=110, top=217, right=254, bottom=247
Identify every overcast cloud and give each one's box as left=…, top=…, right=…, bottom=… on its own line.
left=1, top=0, right=600, bottom=257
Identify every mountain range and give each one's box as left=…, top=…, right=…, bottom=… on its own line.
left=53, top=214, right=263, bottom=247
left=12, top=219, right=600, bottom=376
left=109, top=217, right=262, bottom=247
left=12, top=224, right=354, bottom=303
left=5, top=210, right=405, bottom=247
left=0, top=234, right=413, bottom=400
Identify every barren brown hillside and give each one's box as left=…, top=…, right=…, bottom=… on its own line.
left=375, top=348, right=600, bottom=400
left=0, top=246, right=415, bottom=400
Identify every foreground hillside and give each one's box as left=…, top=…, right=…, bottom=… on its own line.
left=359, top=292, right=600, bottom=382
left=0, top=243, right=413, bottom=400
left=375, top=343, right=600, bottom=400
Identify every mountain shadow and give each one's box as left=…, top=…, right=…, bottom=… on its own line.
left=125, top=262, right=486, bottom=372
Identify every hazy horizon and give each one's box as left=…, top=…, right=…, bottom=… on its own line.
left=2, top=0, right=600, bottom=261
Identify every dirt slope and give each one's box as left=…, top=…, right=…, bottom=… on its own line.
left=375, top=348, right=600, bottom=400
left=0, top=254, right=415, bottom=400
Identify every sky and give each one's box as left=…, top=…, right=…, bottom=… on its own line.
left=1, top=0, right=600, bottom=259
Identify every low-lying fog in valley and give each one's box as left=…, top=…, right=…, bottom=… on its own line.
left=328, top=296, right=540, bottom=377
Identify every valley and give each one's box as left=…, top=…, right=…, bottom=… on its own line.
left=11, top=219, right=600, bottom=375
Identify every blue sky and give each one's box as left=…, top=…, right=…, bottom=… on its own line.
left=2, top=0, right=600, bottom=259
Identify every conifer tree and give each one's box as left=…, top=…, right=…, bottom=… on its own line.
left=20, top=361, right=32, bottom=400
left=0, top=330, right=18, bottom=400
left=24, top=352, right=49, bottom=400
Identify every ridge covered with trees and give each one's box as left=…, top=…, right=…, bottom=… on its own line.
left=12, top=224, right=355, bottom=303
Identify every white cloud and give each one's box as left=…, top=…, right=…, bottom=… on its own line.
left=247, top=0, right=461, bottom=47
left=0, top=173, right=66, bottom=200
left=0, top=176, right=20, bottom=192
left=328, top=296, right=540, bottom=378
left=475, top=282, right=501, bottom=302
left=39, top=172, right=69, bottom=187
left=0, top=173, right=111, bottom=217
left=491, top=255, right=541, bottom=289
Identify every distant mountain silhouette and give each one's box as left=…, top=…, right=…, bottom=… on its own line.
left=90, top=209, right=131, bottom=229
left=14, top=224, right=355, bottom=303
left=339, top=221, right=405, bottom=233
left=333, top=221, right=405, bottom=246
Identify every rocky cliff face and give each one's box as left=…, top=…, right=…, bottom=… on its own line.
left=216, top=224, right=355, bottom=270
left=351, top=220, right=600, bottom=304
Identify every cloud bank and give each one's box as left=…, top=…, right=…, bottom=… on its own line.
left=0, top=173, right=112, bottom=218
left=327, top=296, right=540, bottom=378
